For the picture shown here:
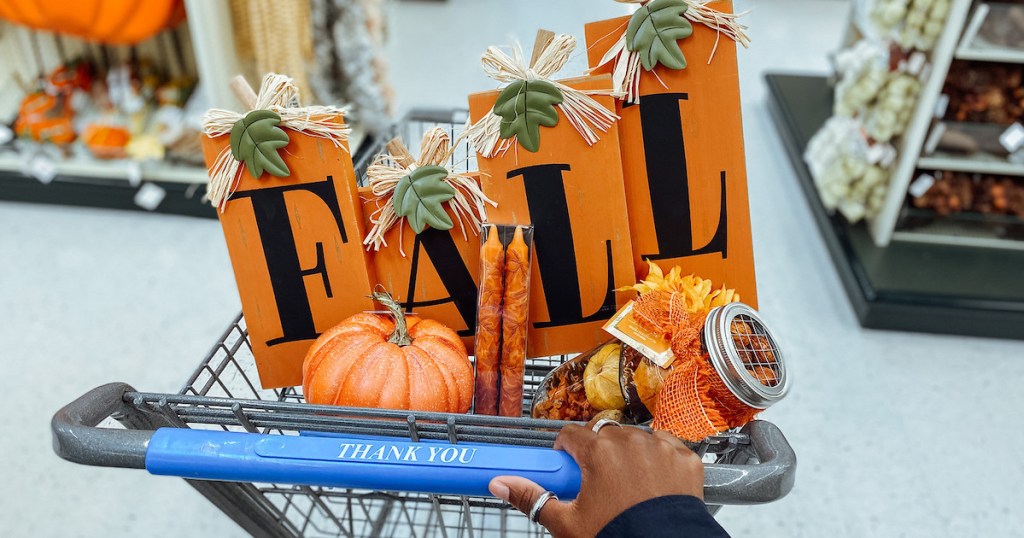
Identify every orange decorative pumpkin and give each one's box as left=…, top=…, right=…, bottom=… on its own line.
left=14, top=93, right=75, bottom=144
left=82, top=124, right=131, bottom=159
left=0, top=0, right=184, bottom=45
left=303, top=292, right=475, bottom=413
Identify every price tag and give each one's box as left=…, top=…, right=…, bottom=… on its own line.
left=917, top=62, right=933, bottom=83
left=923, top=123, right=947, bottom=155
left=126, top=162, right=143, bottom=187
left=879, top=145, right=897, bottom=168
left=907, top=52, right=926, bottom=76
left=934, top=94, right=950, bottom=118
left=908, top=173, right=936, bottom=198
left=1009, top=149, right=1024, bottom=165
left=602, top=302, right=674, bottom=368
left=26, top=155, right=58, bottom=184
left=134, top=182, right=166, bottom=211
left=865, top=143, right=886, bottom=165
left=999, top=123, right=1024, bottom=153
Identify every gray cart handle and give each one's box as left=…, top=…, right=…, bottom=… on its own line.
left=53, top=383, right=796, bottom=505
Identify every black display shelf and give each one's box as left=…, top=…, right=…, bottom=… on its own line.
left=0, top=171, right=216, bottom=218
left=766, top=73, right=1024, bottom=340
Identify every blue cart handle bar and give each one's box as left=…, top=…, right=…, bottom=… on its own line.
left=53, top=383, right=796, bottom=504
left=147, top=428, right=582, bottom=498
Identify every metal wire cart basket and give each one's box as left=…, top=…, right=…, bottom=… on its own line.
left=52, top=111, right=796, bottom=538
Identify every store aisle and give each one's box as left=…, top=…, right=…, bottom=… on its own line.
left=0, top=203, right=243, bottom=535
left=3, top=1, right=1023, bottom=537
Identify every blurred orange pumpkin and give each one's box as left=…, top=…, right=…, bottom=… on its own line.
left=302, top=292, right=475, bottom=413
left=0, top=0, right=185, bottom=45
left=82, top=124, right=131, bottom=159
left=14, top=93, right=75, bottom=144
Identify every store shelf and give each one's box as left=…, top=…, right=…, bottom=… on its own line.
left=767, top=72, right=1024, bottom=340
left=896, top=207, right=1024, bottom=250
left=918, top=152, right=1024, bottom=177
left=0, top=153, right=207, bottom=185
left=893, top=230, right=1024, bottom=250
left=954, top=46, right=1024, bottom=64
left=955, top=2, right=1024, bottom=65
left=869, top=0, right=974, bottom=247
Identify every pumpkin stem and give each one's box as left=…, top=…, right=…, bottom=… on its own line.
left=372, top=291, right=413, bottom=346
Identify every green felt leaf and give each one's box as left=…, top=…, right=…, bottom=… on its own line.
left=393, top=165, right=457, bottom=233
left=626, top=0, right=694, bottom=71
left=493, top=79, right=563, bottom=153
left=230, top=109, right=291, bottom=179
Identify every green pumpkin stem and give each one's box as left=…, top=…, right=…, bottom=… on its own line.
left=372, top=291, right=412, bottom=346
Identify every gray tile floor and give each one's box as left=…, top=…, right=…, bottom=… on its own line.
left=4, top=0, right=1023, bottom=536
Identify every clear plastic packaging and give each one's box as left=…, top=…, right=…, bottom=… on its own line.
left=472, top=224, right=534, bottom=417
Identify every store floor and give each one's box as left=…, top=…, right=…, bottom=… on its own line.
left=3, top=1, right=1023, bottom=536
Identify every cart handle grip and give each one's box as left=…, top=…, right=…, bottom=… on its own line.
left=52, top=383, right=153, bottom=469
left=52, top=384, right=796, bottom=504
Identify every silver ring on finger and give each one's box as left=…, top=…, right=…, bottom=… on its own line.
left=592, top=418, right=623, bottom=434
left=529, top=491, right=558, bottom=523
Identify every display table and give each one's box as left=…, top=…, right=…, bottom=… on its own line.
left=766, top=73, right=1024, bottom=340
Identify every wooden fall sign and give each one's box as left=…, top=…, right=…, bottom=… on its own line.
left=203, top=105, right=375, bottom=389
left=585, top=1, right=759, bottom=307
left=468, top=74, right=637, bottom=358
left=359, top=181, right=483, bottom=355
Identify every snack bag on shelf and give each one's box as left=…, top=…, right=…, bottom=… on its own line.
left=201, top=74, right=375, bottom=389
left=584, top=0, right=759, bottom=308
left=466, top=31, right=636, bottom=359
left=360, top=129, right=493, bottom=353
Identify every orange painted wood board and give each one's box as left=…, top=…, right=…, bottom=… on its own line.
left=359, top=180, right=483, bottom=354
left=468, top=74, right=637, bottom=358
left=585, top=5, right=759, bottom=307
left=202, top=116, right=376, bottom=389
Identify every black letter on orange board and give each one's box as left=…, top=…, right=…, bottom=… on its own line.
left=404, top=228, right=479, bottom=337
left=507, top=164, right=617, bottom=329
left=230, top=176, right=347, bottom=346
left=629, top=93, right=728, bottom=260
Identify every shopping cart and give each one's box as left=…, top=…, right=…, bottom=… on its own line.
left=51, top=111, right=796, bottom=538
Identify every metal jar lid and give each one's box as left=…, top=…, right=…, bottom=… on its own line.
left=702, top=302, right=789, bottom=409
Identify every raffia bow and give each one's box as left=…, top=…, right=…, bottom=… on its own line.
left=202, top=73, right=351, bottom=211
left=464, top=32, right=620, bottom=158
left=363, top=127, right=496, bottom=255
left=619, top=261, right=751, bottom=441
left=594, top=0, right=751, bottom=103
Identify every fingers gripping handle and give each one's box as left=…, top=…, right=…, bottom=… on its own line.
left=145, top=429, right=585, bottom=499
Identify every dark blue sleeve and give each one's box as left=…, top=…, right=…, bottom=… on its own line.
left=596, top=495, right=731, bottom=538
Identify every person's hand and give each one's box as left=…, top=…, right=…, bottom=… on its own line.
left=488, top=418, right=705, bottom=537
